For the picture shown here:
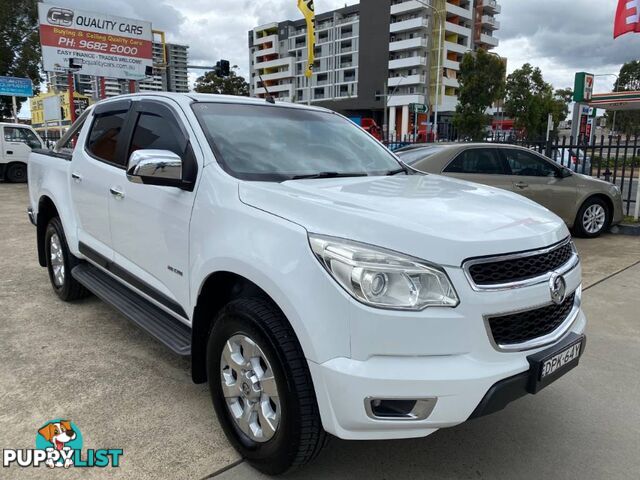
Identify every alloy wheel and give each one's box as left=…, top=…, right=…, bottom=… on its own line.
left=582, top=204, right=606, bottom=234
left=220, top=334, right=280, bottom=443
left=49, top=233, right=65, bottom=287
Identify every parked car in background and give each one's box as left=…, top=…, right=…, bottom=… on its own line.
left=397, top=143, right=623, bottom=238
left=1, top=123, right=43, bottom=182
left=550, top=148, right=592, bottom=174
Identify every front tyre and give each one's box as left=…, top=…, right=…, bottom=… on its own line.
left=45, top=217, right=90, bottom=301
left=207, top=298, right=326, bottom=475
left=6, top=163, right=27, bottom=183
left=574, top=197, right=610, bottom=238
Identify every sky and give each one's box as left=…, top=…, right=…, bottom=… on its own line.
left=19, top=0, right=639, bottom=117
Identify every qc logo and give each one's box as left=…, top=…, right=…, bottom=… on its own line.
left=2, top=419, right=123, bottom=469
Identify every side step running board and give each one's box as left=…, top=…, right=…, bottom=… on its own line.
left=72, top=263, right=191, bottom=356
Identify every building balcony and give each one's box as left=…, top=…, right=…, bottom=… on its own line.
left=483, top=0, right=501, bottom=14
left=389, top=37, right=428, bottom=52
left=389, top=17, right=428, bottom=34
left=442, top=76, right=459, bottom=88
left=255, top=70, right=293, bottom=83
left=254, top=83, right=293, bottom=96
left=390, top=0, right=426, bottom=16
left=254, top=33, right=278, bottom=46
left=481, top=15, right=500, bottom=30
left=387, top=93, right=426, bottom=108
left=438, top=94, right=458, bottom=112
left=445, top=21, right=472, bottom=37
left=389, top=55, right=427, bottom=69
left=445, top=3, right=473, bottom=20
left=254, top=45, right=277, bottom=60
left=444, top=41, right=469, bottom=55
left=254, top=57, right=294, bottom=70
left=443, top=58, right=460, bottom=70
left=479, top=33, right=499, bottom=48
left=388, top=74, right=426, bottom=87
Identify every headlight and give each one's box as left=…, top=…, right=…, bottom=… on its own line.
left=308, top=234, right=459, bottom=310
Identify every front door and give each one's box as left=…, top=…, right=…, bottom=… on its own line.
left=2, top=126, right=41, bottom=163
left=108, top=99, right=199, bottom=320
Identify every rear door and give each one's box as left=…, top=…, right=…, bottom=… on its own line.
left=499, top=148, right=577, bottom=222
left=441, top=147, right=513, bottom=191
left=107, top=99, right=200, bottom=319
left=70, top=100, right=131, bottom=261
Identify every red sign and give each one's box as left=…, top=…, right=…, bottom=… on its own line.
left=614, top=0, right=640, bottom=38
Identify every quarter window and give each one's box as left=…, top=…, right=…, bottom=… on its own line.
left=503, top=149, right=557, bottom=177
left=444, top=148, right=505, bottom=175
left=86, top=111, right=127, bottom=165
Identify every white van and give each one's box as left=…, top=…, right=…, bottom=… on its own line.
left=1, top=122, right=44, bottom=182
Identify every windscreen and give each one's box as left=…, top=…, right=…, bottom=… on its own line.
left=192, top=102, right=402, bottom=181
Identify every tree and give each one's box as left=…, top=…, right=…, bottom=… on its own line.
left=504, top=63, right=566, bottom=139
left=452, top=49, right=506, bottom=140
left=0, top=0, right=42, bottom=120
left=606, top=60, right=640, bottom=135
left=194, top=67, right=249, bottom=96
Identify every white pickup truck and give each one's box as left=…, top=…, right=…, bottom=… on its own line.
left=1, top=122, right=43, bottom=182
left=28, top=93, right=586, bottom=475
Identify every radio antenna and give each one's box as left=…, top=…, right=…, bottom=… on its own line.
left=257, top=73, right=276, bottom=104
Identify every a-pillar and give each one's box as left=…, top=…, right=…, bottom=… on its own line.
left=401, top=105, right=410, bottom=140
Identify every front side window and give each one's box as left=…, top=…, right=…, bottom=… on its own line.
left=444, top=148, right=505, bottom=174
left=192, top=103, right=402, bottom=181
left=4, top=127, right=42, bottom=149
left=86, top=111, right=127, bottom=165
left=503, top=149, right=557, bottom=177
left=128, top=112, right=183, bottom=158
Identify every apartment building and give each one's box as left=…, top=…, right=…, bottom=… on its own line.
left=46, top=42, right=190, bottom=99
left=248, top=0, right=500, bottom=139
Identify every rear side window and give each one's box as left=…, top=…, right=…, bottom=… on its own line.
left=444, top=148, right=505, bottom=174
left=86, top=111, right=127, bottom=165
left=128, top=112, right=183, bottom=157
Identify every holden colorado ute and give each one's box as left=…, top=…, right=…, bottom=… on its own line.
left=28, top=93, right=586, bottom=475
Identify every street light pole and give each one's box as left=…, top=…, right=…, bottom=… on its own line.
left=379, top=76, right=406, bottom=141
left=415, top=0, right=445, bottom=140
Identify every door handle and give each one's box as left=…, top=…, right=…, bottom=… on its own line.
left=514, top=182, right=529, bottom=189
left=109, top=187, right=125, bottom=199
left=6, top=151, right=13, bottom=155
left=71, top=172, right=82, bottom=181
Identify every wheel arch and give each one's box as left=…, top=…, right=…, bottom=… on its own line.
left=36, top=195, right=59, bottom=267
left=191, top=271, right=292, bottom=384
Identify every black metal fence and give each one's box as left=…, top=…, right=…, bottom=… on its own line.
left=384, top=135, right=640, bottom=217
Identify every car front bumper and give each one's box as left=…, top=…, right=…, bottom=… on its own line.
left=309, top=308, right=587, bottom=441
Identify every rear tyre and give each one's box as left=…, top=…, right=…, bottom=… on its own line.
left=45, top=217, right=90, bottom=301
left=206, top=298, right=326, bottom=475
left=6, top=163, right=27, bottom=183
left=573, top=197, right=610, bottom=238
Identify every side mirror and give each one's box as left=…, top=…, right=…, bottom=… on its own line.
left=126, top=149, right=186, bottom=188
left=556, top=167, right=572, bottom=179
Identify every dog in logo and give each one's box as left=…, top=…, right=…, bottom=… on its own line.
left=38, top=420, right=76, bottom=468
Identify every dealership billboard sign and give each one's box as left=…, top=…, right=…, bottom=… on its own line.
left=37, top=3, right=153, bottom=80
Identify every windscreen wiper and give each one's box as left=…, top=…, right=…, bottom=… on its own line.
left=290, top=172, right=369, bottom=180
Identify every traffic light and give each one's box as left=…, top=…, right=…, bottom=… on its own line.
left=215, top=60, right=230, bottom=77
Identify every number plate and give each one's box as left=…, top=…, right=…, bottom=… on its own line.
left=526, top=333, right=586, bottom=394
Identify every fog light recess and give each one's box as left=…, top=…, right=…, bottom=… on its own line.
left=365, top=397, right=437, bottom=421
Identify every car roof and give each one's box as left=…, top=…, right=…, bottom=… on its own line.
left=0, top=122, right=33, bottom=128
left=94, top=92, right=332, bottom=114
